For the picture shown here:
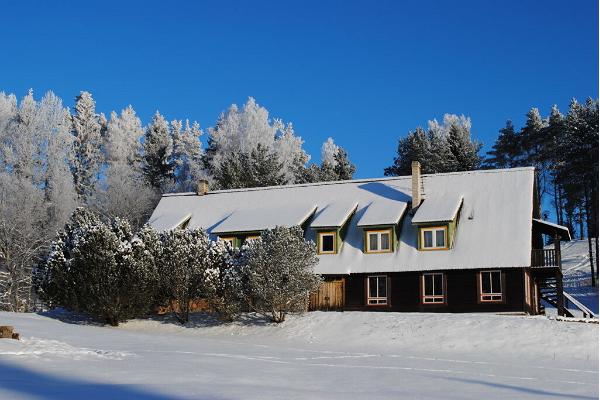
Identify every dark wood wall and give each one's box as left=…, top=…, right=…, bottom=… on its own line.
left=335, top=268, right=526, bottom=313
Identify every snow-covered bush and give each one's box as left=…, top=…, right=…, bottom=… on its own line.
left=203, top=245, right=251, bottom=321
left=246, top=227, right=321, bottom=323
left=157, top=229, right=230, bottom=323
left=36, top=208, right=159, bottom=325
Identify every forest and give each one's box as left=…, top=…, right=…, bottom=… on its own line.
left=0, top=89, right=597, bottom=312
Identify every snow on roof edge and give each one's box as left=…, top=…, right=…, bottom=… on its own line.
left=159, top=167, right=536, bottom=198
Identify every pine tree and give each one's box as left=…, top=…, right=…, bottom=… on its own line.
left=445, top=116, right=482, bottom=171
left=333, top=147, right=356, bottom=180
left=71, top=91, right=103, bottom=203
left=246, top=226, right=321, bottom=323
left=485, top=120, right=523, bottom=168
left=142, top=111, right=174, bottom=191
left=37, top=209, right=159, bottom=325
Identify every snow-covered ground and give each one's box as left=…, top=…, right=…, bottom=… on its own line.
left=559, top=240, right=599, bottom=314
left=543, top=239, right=599, bottom=316
left=0, top=311, right=597, bottom=399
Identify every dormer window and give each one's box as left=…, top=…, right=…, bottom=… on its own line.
left=419, top=226, right=447, bottom=250
left=318, top=231, right=337, bottom=254
left=366, top=229, right=393, bottom=253
left=219, top=236, right=236, bottom=248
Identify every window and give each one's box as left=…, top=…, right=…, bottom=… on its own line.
left=422, top=273, right=445, bottom=304
left=367, top=275, right=388, bottom=305
left=318, top=231, right=336, bottom=254
left=420, top=226, right=447, bottom=250
left=480, top=270, right=503, bottom=302
left=245, top=235, right=260, bottom=243
left=366, top=229, right=393, bottom=253
left=219, top=237, right=236, bottom=248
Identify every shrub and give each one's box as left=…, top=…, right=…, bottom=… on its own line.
left=246, top=226, right=321, bottom=323
left=36, top=208, right=159, bottom=326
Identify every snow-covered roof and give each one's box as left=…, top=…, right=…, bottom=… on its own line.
left=356, top=199, right=408, bottom=227
left=148, top=167, right=535, bottom=274
left=533, top=218, right=571, bottom=241
left=212, top=204, right=317, bottom=234
left=412, top=194, right=464, bottom=224
left=310, top=201, right=358, bottom=229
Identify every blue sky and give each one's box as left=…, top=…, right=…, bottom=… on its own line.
left=0, top=0, right=597, bottom=178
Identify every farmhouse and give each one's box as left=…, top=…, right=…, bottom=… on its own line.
left=148, top=162, right=572, bottom=315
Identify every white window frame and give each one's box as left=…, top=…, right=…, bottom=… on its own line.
left=422, top=273, right=445, bottom=304
left=318, top=231, right=337, bottom=254
left=420, top=226, right=447, bottom=250
left=367, top=275, right=388, bottom=305
left=219, top=236, right=236, bottom=248
left=365, top=229, right=393, bottom=253
left=480, top=270, right=503, bottom=302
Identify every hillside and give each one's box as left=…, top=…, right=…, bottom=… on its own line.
left=550, top=239, right=599, bottom=313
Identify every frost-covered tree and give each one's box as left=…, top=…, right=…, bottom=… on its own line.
left=385, top=114, right=481, bottom=175
left=142, top=111, right=174, bottom=191
left=0, top=173, right=47, bottom=311
left=333, top=147, right=356, bottom=180
left=246, top=226, right=321, bottom=323
left=445, top=115, right=482, bottom=171
left=297, top=138, right=356, bottom=183
left=0, top=91, right=76, bottom=311
left=71, top=91, right=103, bottom=203
left=212, top=144, right=286, bottom=189
left=37, top=208, right=159, bottom=325
left=95, top=106, right=158, bottom=229
left=158, top=229, right=227, bottom=323
left=204, top=98, right=309, bottom=187
left=171, top=119, right=205, bottom=191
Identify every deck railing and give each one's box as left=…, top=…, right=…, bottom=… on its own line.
left=531, top=249, right=560, bottom=268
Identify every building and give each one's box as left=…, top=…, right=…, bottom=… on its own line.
left=148, top=163, right=571, bottom=315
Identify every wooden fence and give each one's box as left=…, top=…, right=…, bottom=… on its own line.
left=309, top=280, right=345, bottom=311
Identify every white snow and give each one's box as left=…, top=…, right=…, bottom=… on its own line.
left=149, top=167, right=536, bottom=274
left=310, top=201, right=358, bottom=228
left=548, top=239, right=599, bottom=315
left=412, top=194, right=463, bottom=224
left=355, top=198, right=407, bottom=227
left=211, top=204, right=317, bottom=234
left=0, top=310, right=597, bottom=399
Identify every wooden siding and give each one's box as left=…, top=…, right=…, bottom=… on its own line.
left=342, top=268, right=526, bottom=313
left=309, top=279, right=345, bottom=310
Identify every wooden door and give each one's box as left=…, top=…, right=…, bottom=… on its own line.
left=309, top=279, right=345, bottom=311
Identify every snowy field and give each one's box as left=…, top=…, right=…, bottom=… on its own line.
left=0, top=311, right=597, bottom=400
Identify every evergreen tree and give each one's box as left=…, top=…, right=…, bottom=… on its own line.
left=333, top=147, right=356, bottom=180
left=142, top=111, right=174, bottom=190
left=485, top=120, right=523, bottom=168
left=445, top=116, right=482, bottom=171
left=71, top=91, right=103, bottom=203
left=213, top=144, right=286, bottom=189
left=37, top=209, right=159, bottom=325
left=246, top=226, right=321, bottom=323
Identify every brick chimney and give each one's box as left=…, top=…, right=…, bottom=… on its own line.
left=411, top=161, right=422, bottom=209
left=196, top=179, right=209, bottom=196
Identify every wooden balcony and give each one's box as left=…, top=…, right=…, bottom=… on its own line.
left=531, top=249, right=560, bottom=268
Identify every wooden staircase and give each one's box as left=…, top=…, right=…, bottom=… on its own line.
left=539, top=275, right=574, bottom=317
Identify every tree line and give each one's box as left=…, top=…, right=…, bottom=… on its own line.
left=384, top=99, right=599, bottom=282
left=0, top=90, right=355, bottom=311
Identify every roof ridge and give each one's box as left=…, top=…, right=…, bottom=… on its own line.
left=161, top=166, right=535, bottom=197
